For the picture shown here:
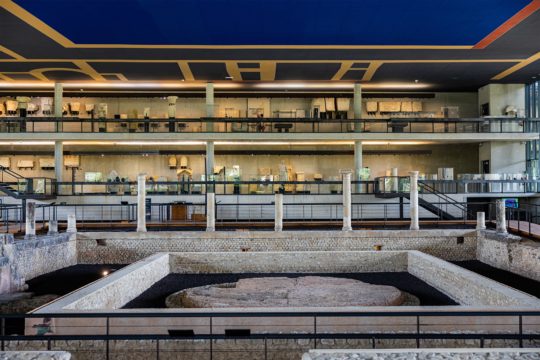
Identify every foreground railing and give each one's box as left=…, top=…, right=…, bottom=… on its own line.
left=0, top=117, right=537, bottom=134
left=1, top=310, right=538, bottom=359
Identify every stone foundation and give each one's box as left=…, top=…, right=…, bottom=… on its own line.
left=0, top=233, right=76, bottom=294
left=76, top=230, right=477, bottom=264
left=477, top=231, right=540, bottom=282
left=0, top=351, right=71, bottom=360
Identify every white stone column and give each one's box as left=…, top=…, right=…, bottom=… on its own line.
left=206, top=83, right=214, bottom=132
left=391, top=167, right=399, bottom=192
left=54, top=82, right=63, bottom=118
left=206, top=192, right=215, bottom=231
left=47, top=220, right=58, bottom=235
left=206, top=141, right=214, bottom=183
left=67, top=213, right=77, bottom=233
left=341, top=169, right=353, bottom=231
left=496, top=199, right=507, bottom=234
left=274, top=193, right=283, bottom=232
left=476, top=211, right=486, bottom=230
left=409, top=171, right=420, bottom=230
left=25, top=201, right=36, bottom=239
left=137, top=174, right=147, bottom=232
left=54, top=141, right=63, bottom=184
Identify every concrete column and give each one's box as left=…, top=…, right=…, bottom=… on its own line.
left=137, top=174, right=147, bottom=232
left=206, top=141, right=214, bottom=184
left=391, top=167, right=399, bottom=192
left=476, top=212, right=486, bottom=230
left=54, top=82, right=63, bottom=118
left=496, top=199, right=507, bottom=234
left=47, top=220, right=58, bottom=235
left=409, top=171, right=420, bottom=230
left=54, top=141, right=63, bottom=183
left=206, top=83, right=214, bottom=132
left=341, top=170, right=353, bottom=231
left=67, top=213, right=77, bottom=233
left=206, top=192, right=215, bottom=231
left=274, top=193, right=283, bottom=232
left=354, top=141, right=363, bottom=193
left=25, top=201, right=36, bottom=239
left=353, top=83, right=362, bottom=132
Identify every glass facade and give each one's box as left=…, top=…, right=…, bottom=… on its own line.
left=526, top=81, right=540, bottom=178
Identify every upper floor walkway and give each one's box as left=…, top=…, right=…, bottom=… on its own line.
left=0, top=117, right=538, bottom=142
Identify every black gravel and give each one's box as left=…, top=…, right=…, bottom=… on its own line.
left=453, top=260, right=540, bottom=298
left=123, top=272, right=458, bottom=309
left=27, top=264, right=126, bottom=296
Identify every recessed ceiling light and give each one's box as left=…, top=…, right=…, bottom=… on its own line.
left=225, top=76, right=234, bottom=80
left=414, top=79, right=419, bottom=83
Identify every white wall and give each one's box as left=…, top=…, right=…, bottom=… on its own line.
left=478, top=141, right=526, bottom=174
left=478, top=84, right=525, bottom=116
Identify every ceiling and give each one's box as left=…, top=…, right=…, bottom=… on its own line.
left=0, top=0, right=540, bottom=92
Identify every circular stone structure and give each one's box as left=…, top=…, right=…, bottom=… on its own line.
left=166, top=276, right=406, bottom=308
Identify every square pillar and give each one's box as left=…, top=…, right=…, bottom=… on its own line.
left=25, top=201, right=36, bottom=240
left=496, top=199, right=507, bottom=234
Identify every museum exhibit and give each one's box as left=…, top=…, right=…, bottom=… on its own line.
left=0, top=0, right=540, bottom=359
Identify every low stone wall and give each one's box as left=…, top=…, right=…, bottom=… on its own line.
left=477, top=230, right=540, bottom=282
left=303, top=349, right=540, bottom=360
left=47, top=253, right=169, bottom=311
left=0, top=234, right=76, bottom=293
left=408, top=250, right=540, bottom=307
left=77, top=229, right=477, bottom=264
left=0, top=351, right=71, bottom=360
left=3, top=339, right=538, bottom=360
left=170, top=251, right=408, bottom=274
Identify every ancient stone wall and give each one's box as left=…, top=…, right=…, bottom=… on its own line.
left=60, top=253, right=169, bottom=311
left=303, top=349, right=540, bottom=360
left=77, top=230, right=477, bottom=264
left=0, top=351, right=71, bottom=360
left=477, top=230, right=540, bottom=282
left=408, top=250, right=540, bottom=306
left=0, top=233, right=76, bottom=293
left=4, top=339, right=538, bottom=360
left=170, top=251, right=408, bottom=274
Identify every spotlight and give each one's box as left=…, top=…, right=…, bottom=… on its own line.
left=102, top=270, right=109, bottom=277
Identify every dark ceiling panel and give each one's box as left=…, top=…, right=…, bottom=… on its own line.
left=275, top=63, right=342, bottom=80
left=341, top=70, right=366, bottom=81
left=90, top=62, right=184, bottom=81
left=372, top=62, right=519, bottom=90
left=502, top=59, right=540, bottom=83
left=189, top=63, right=229, bottom=81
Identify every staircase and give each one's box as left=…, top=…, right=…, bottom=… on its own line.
left=0, top=166, right=56, bottom=200
left=374, top=176, right=468, bottom=221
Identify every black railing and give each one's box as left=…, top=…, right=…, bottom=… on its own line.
left=0, top=117, right=537, bottom=134
left=1, top=310, right=538, bottom=358
left=47, top=179, right=540, bottom=197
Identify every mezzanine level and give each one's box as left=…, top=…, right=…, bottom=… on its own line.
left=0, top=117, right=538, bottom=142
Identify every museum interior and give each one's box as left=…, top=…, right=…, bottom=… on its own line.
left=0, top=0, right=539, bottom=359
